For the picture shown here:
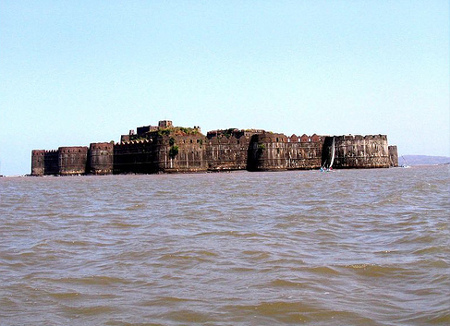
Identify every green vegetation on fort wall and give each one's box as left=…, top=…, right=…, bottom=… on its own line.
left=158, top=129, right=171, bottom=136
left=129, top=135, right=147, bottom=142
left=257, top=144, right=265, bottom=156
left=158, top=127, right=200, bottom=137
left=125, top=127, right=202, bottom=144
left=223, top=128, right=236, bottom=138
left=169, top=145, right=179, bottom=158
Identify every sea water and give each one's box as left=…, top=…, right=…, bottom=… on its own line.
left=0, top=166, right=449, bottom=325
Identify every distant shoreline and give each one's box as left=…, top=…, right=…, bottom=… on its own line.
left=400, top=155, right=450, bottom=166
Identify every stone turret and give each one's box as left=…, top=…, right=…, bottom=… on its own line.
left=58, top=147, right=88, bottom=175
left=333, top=135, right=390, bottom=168
left=31, top=150, right=45, bottom=176
left=31, top=150, right=58, bottom=176
left=89, top=142, right=114, bottom=175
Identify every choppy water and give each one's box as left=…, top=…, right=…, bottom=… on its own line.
left=0, top=166, right=449, bottom=325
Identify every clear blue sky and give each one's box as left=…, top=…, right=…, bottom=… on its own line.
left=1, top=0, right=448, bottom=176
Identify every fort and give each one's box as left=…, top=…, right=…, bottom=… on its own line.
left=31, top=120, right=398, bottom=176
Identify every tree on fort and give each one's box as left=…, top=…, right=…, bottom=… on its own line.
left=169, top=145, right=179, bottom=158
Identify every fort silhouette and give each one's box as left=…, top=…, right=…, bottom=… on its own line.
left=31, top=120, right=398, bottom=176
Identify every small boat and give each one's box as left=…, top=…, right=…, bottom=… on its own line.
left=400, top=156, right=410, bottom=168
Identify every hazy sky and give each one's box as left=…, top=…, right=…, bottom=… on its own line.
left=1, top=0, right=449, bottom=176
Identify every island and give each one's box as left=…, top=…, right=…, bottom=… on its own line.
left=31, top=120, right=398, bottom=176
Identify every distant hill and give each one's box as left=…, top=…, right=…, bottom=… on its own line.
left=401, top=155, right=450, bottom=166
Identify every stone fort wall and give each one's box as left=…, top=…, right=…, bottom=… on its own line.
left=247, top=132, right=325, bottom=171
left=31, top=150, right=58, bottom=176
left=31, top=121, right=399, bottom=176
left=332, top=135, right=390, bottom=169
left=58, top=147, right=89, bottom=176
left=89, top=142, right=114, bottom=175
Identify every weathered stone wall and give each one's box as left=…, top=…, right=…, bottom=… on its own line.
left=113, top=137, right=160, bottom=174
left=249, top=132, right=288, bottom=171
left=114, top=131, right=208, bottom=174
left=31, top=150, right=59, bottom=176
left=285, top=135, right=324, bottom=169
left=45, top=151, right=59, bottom=175
left=248, top=132, right=324, bottom=171
left=31, top=150, right=45, bottom=176
left=333, top=135, right=390, bottom=168
left=89, top=142, right=114, bottom=175
left=388, top=145, right=398, bottom=167
left=158, top=134, right=207, bottom=173
left=58, top=147, right=89, bottom=175
left=206, top=130, right=253, bottom=171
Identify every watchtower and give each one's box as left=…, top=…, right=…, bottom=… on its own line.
left=158, top=120, right=173, bottom=128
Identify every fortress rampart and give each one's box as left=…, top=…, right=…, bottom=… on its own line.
left=247, top=132, right=325, bottom=171
left=89, top=142, right=114, bottom=175
left=58, top=147, right=89, bottom=176
left=31, top=120, right=399, bottom=176
left=206, top=129, right=258, bottom=171
left=331, top=135, right=390, bottom=169
left=31, top=150, right=58, bottom=176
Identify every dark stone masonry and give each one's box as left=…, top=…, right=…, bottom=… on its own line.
left=31, top=120, right=399, bottom=176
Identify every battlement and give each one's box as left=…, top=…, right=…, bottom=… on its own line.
left=31, top=149, right=60, bottom=176
left=295, top=134, right=323, bottom=142
left=31, top=119, right=398, bottom=175
left=58, top=146, right=88, bottom=153
left=90, top=142, right=114, bottom=150
left=286, top=134, right=323, bottom=143
left=340, top=134, right=387, bottom=141
left=32, top=149, right=58, bottom=155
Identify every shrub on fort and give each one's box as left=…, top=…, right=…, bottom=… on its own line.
left=159, top=127, right=199, bottom=136
left=177, top=127, right=199, bottom=135
left=159, top=129, right=171, bottom=136
left=169, top=145, right=179, bottom=158
left=223, top=128, right=235, bottom=138
left=169, top=137, right=175, bottom=146
left=257, top=144, right=265, bottom=157
left=130, top=135, right=146, bottom=142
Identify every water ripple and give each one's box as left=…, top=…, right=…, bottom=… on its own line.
left=0, top=166, right=449, bottom=325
